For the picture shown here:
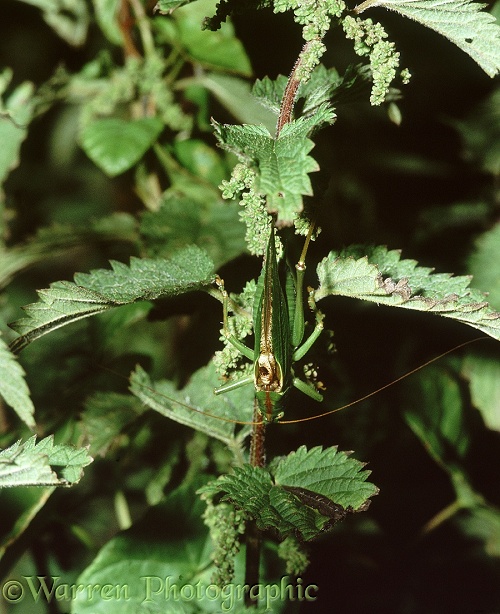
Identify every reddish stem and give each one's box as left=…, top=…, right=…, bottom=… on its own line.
left=276, top=40, right=317, bottom=136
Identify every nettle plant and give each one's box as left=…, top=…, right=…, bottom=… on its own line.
left=1, top=0, right=500, bottom=611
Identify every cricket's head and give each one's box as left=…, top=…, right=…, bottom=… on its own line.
left=254, top=352, right=282, bottom=391
left=254, top=350, right=288, bottom=422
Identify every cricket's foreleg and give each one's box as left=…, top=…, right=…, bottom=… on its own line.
left=214, top=374, right=254, bottom=395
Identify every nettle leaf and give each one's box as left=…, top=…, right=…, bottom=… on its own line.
left=273, top=445, right=378, bottom=510
left=213, top=104, right=335, bottom=223
left=315, top=246, right=500, bottom=341
left=252, top=65, right=371, bottom=118
left=200, top=446, right=377, bottom=541
left=140, top=195, right=246, bottom=268
left=0, top=435, right=93, bottom=488
left=252, top=74, right=289, bottom=115
left=199, top=465, right=290, bottom=534
left=130, top=362, right=253, bottom=448
left=80, top=117, right=163, bottom=176
left=0, top=336, right=35, bottom=429
left=9, top=247, right=214, bottom=352
left=354, top=0, right=500, bottom=78
left=0, top=214, right=137, bottom=290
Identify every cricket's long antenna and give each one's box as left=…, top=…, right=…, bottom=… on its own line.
left=99, top=336, right=490, bottom=427
left=98, top=364, right=265, bottom=426
left=279, top=336, right=490, bottom=424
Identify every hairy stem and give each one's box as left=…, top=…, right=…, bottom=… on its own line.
left=245, top=403, right=266, bottom=607
left=276, top=39, right=319, bottom=136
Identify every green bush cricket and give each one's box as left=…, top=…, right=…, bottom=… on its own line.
left=215, top=224, right=325, bottom=422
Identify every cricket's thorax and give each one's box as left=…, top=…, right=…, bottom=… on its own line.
left=255, top=352, right=282, bottom=391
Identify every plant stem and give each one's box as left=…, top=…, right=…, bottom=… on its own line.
left=250, top=404, right=266, bottom=469
left=245, top=403, right=266, bottom=607
left=244, top=38, right=318, bottom=594
left=421, top=499, right=463, bottom=534
left=276, top=40, right=318, bottom=136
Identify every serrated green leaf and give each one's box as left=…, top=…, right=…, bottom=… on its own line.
left=200, top=464, right=273, bottom=505
left=71, top=478, right=267, bottom=612
left=129, top=362, right=253, bottom=447
left=273, top=445, right=378, bottom=510
left=80, top=117, right=163, bottom=176
left=315, top=245, right=500, bottom=341
left=252, top=65, right=373, bottom=119
left=9, top=247, right=214, bottom=352
left=0, top=435, right=92, bottom=488
left=268, top=486, right=332, bottom=540
left=20, top=0, right=90, bottom=46
left=355, top=0, right=500, bottom=77
left=199, top=464, right=285, bottom=532
left=403, top=366, right=469, bottom=467
left=140, top=196, right=246, bottom=268
left=213, top=104, right=335, bottom=223
left=0, top=214, right=137, bottom=290
left=200, top=447, right=377, bottom=541
left=251, top=74, right=289, bottom=115
left=0, top=335, right=35, bottom=429
left=462, top=353, right=500, bottom=432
